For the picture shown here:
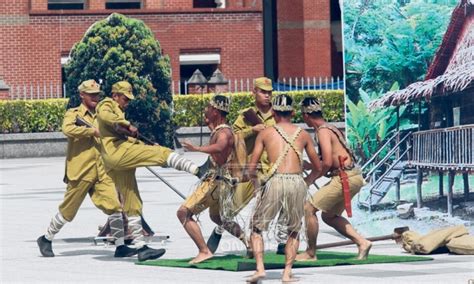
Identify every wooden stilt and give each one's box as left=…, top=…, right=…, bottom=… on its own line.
left=463, top=172, right=470, bottom=202
left=447, top=171, right=455, bottom=216
left=439, top=171, right=444, bottom=197
left=416, top=168, right=423, bottom=208
left=395, top=178, right=401, bottom=202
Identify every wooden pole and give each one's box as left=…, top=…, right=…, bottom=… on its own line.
left=463, top=172, right=470, bottom=202
left=396, top=106, right=400, bottom=159
left=439, top=171, right=444, bottom=197
left=396, top=178, right=401, bottom=202
left=416, top=167, right=423, bottom=208
left=448, top=171, right=455, bottom=216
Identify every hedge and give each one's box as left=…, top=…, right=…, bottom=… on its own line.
left=0, top=90, right=344, bottom=133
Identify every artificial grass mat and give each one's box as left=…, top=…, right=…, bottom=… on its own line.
left=135, top=251, right=432, bottom=271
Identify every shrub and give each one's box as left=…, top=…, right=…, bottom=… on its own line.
left=0, top=90, right=344, bottom=133
left=0, top=99, right=67, bottom=133
left=173, top=90, right=345, bottom=127
left=65, top=13, right=174, bottom=147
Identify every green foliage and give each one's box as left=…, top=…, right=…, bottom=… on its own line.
left=0, top=91, right=344, bottom=133
left=344, top=0, right=456, bottom=102
left=346, top=85, right=419, bottom=162
left=65, top=13, right=174, bottom=147
left=173, top=90, right=345, bottom=127
left=0, top=99, right=67, bottom=133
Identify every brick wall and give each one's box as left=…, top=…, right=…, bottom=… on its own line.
left=1, top=0, right=335, bottom=95
left=0, top=89, right=9, bottom=100
left=1, top=9, right=263, bottom=88
left=277, top=0, right=332, bottom=78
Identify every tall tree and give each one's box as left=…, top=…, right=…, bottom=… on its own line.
left=65, top=13, right=174, bottom=146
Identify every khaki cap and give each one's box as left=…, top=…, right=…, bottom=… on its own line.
left=112, top=81, right=135, bottom=100
left=254, top=77, right=273, bottom=91
left=78, top=79, right=102, bottom=94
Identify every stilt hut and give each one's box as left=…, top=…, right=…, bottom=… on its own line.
left=370, top=0, right=473, bottom=216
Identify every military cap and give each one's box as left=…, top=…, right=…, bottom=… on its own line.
left=254, top=77, right=273, bottom=91
left=78, top=79, right=102, bottom=94
left=111, top=81, right=134, bottom=100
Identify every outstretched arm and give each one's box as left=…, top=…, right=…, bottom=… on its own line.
left=182, top=129, right=231, bottom=155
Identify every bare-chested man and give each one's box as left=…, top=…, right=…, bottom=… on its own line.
left=296, top=96, right=372, bottom=262
left=179, top=94, right=248, bottom=264
left=247, top=94, right=322, bottom=283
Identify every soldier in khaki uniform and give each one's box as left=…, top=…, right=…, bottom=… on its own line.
left=96, top=81, right=203, bottom=261
left=37, top=80, right=136, bottom=258
left=296, top=96, right=372, bottom=262
left=207, top=77, right=288, bottom=254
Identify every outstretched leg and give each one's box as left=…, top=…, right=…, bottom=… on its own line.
left=321, top=212, right=372, bottom=260
left=177, top=206, right=213, bottom=264
left=37, top=212, right=69, bottom=257
left=296, top=202, right=318, bottom=261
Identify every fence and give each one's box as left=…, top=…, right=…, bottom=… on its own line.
left=172, top=76, right=344, bottom=95
left=410, top=124, right=474, bottom=171
left=9, top=83, right=65, bottom=100
left=7, top=76, right=344, bottom=99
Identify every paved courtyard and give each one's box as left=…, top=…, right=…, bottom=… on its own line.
left=1, top=154, right=473, bottom=283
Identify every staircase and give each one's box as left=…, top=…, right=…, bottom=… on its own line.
left=358, top=132, right=412, bottom=211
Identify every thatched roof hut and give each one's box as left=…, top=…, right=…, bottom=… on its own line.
left=370, top=0, right=474, bottom=109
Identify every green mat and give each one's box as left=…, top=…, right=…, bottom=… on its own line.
left=136, top=251, right=432, bottom=271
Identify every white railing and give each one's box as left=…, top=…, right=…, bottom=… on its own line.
left=172, top=76, right=344, bottom=95
left=6, top=76, right=344, bottom=99
left=9, top=83, right=64, bottom=100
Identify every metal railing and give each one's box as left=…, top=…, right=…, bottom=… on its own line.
left=6, top=76, right=344, bottom=99
left=172, top=76, right=344, bottom=95
left=410, top=124, right=474, bottom=170
left=8, top=83, right=64, bottom=100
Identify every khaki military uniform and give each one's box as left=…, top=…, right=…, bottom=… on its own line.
left=96, top=97, right=172, bottom=216
left=231, top=106, right=275, bottom=213
left=59, top=103, right=122, bottom=221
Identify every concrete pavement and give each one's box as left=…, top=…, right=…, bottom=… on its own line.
left=1, top=155, right=473, bottom=283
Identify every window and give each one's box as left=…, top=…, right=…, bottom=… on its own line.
left=179, top=53, right=221, bottom=94
left=48, top=0, right=85, bottom=10
left=193, top=0, right=226, bottom=8
left=106, top=0, right=141, bottom=9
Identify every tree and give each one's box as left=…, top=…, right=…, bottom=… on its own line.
left=343, top=0, right=457, bottom=102
left=65, top=13, right=174, bottom=147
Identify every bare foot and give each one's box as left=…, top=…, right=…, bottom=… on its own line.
left=295, top=251, right=317, bottom=262
left=356, top=241, right=372, bottom=260
left=246, top=271, right=266, bottom=283
left=282, top=276, right=300, bottom=283
left=189, top=251, right=213, bottom=264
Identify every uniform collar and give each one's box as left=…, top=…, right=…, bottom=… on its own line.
left=255, top=106, right=273, bottom=121
left=79, top=103, right=95, bottom=118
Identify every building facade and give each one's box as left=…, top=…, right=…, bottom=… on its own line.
left=0, top=0, right=342, bottom=97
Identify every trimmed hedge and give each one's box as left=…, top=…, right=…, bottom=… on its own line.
left=0, top=90, right=344, bottom=133
left=0, top=99, right=67, bottom=133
